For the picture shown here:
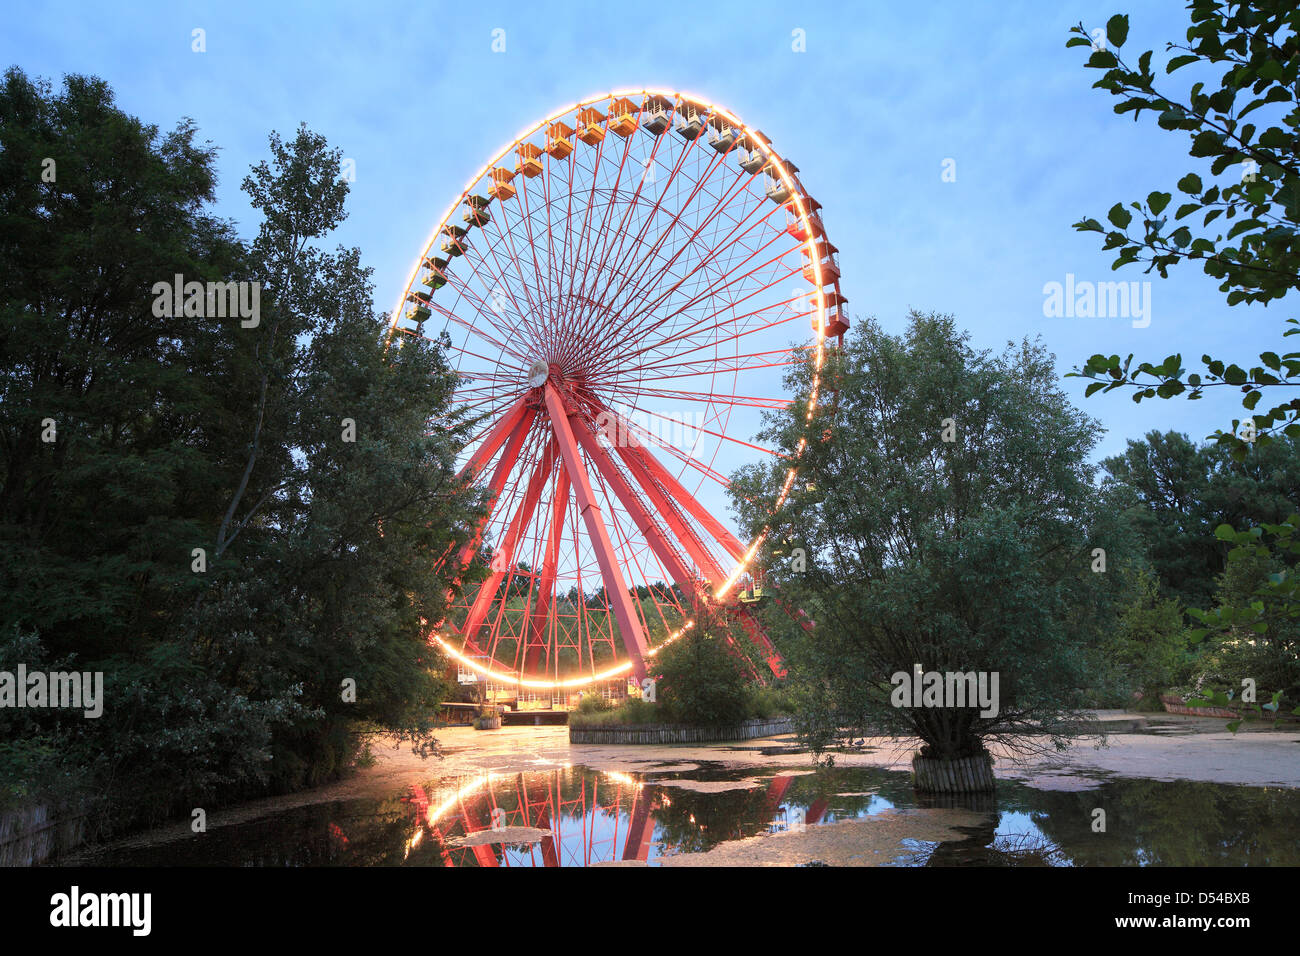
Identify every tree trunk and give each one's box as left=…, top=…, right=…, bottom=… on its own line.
left=912, top=751, right=995, bottom=792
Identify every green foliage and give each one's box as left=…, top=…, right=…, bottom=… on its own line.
left=730, top=312, right=1127, bottom=760
left=1066, top=5, right=1300, bottom=712
left=567, top=697, right=661, bottom=727
left=1100, top=567, right=1194, bottom=706
left=566, top=681, right=793, bottom=728
left=1065, top=4, right=1300, bottom=452
left=0, top=69, right=479, bottom=831
left=651, top=619, right=752, bottom=728
left=1101, top=430, right=1300, bottom=610
left=576, top=692, right=615, bottom=715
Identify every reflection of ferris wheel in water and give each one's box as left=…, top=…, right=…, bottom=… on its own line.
left=388, top=90, right=849, bottom=690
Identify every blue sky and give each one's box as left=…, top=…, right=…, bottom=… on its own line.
left=4, top=0, right=1281, bottom=473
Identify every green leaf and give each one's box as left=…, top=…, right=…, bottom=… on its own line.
left=1108, top=203, right=1132, bottom=229
left=1177, top=172, right=1202, bottom=194
left=1105, top=14, right=1128, bottom=48
left=1147, top=191, right=1171, bottom=215
left=1166, top=54, right=1198, bottom=73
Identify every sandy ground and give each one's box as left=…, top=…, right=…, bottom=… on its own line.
left=76, top=710, right=1300, bottom=861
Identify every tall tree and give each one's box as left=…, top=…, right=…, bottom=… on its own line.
left=730, top=313, right=1128, bottom=767
left=1101, top=429, right=1300, bottom=609
left=0, top=70, right=481, bottom=826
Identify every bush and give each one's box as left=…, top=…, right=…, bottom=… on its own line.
left=746, top=684, right=794, bottom=720
left=576, top=692, right=615, bottom=715
left=651, top=629, right=752, bottom=727
left=1101, top=568, right=1194, bottom=706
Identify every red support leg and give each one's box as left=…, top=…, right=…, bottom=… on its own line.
left=544, top=382, right=650, bottom=682
left=588, top=401, right=747, bottom=563
left=456, top=395, right=533, bottom=482
left=621, top=793, right=656, bottom=862
left=453, top=404, right=537, bottom=572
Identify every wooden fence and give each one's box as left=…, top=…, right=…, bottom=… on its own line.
left=569, top=716, right=794, bottom=745
left=0, top=803, right=87, bottom=867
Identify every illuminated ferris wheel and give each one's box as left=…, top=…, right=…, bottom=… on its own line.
left=388, top=89, right=848, bottom=692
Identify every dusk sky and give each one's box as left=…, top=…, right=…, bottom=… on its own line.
left=4, top=0, right=1270, bottom=473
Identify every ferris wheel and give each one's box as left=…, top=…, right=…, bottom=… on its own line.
left=388, top=89, right=848, bottom=692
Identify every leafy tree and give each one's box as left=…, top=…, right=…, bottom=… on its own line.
left=1067, top=3, right=1299, bottom=451
left=1101, top=429, right=1300, bottom=608
left=1065, top=3, right=1300, bottom=661
left=1101, top=566, right=1193, bottom=705
left=730, top=312, right=1127, bottom=762
left=0, top=70, right=480, bottom=827
left=650, top=606, right=753, bottom=727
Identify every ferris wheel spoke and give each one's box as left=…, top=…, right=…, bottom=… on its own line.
left=460, top=437, right=558, bottom=645
left=561, top=125, right=640, bottom=323
left=600, top=147, right=767, bottom=340
left=555, top=129, right=613, bottom=339
left=483, top=198, right=554, bottom=347
left=576, top=130, right=676, bottom=324
left=614, top=228, right=798, bottom=365
left=626, top=348, right=801, bottom=380
left=458, top=232, right=549, bottom=353
left=525, top=465, right=570, bottom=673
left=600, top=384, right=790, bottom=411
left=596, top=148, right=758, bottom=346
left=575, top=124, right=704, bottom=336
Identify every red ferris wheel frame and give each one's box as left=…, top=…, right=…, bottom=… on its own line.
left=388, top=89, right=847, bottom=691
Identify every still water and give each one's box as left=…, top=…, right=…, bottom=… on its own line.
left=62, top=763, right=1300, bottom=866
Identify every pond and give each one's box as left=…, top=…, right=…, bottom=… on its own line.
left=59, top=762, right=1300, bottom=866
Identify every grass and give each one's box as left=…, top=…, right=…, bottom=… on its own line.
left=566, top=684, right=796, bottom=729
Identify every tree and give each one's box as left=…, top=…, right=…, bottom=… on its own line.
left=1101, top=566, right=1193, bottom=705
left=730, top=312, right=1127, bottom=775
left=0, top=70, right=481, bottom=827
left=1065, top=4, right=1300, bottom=666
left=650, top=604, right=753, bottom=727
left=1101, top=429, right=1300, bottom=609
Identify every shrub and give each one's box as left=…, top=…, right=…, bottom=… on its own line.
left=652, top=628, right=752, bottom=728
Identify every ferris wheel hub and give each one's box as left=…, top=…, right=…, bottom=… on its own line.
left=526, top=358, right=550, bottom=388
